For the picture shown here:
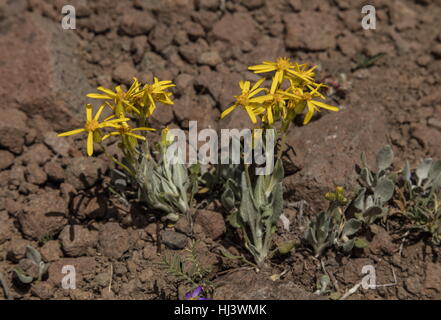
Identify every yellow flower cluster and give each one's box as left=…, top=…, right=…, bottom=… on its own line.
left=58, top=77, right=175, bottom=156
left=325, top=186, right=348, bottom=205
left=221, top=57, right=339, bottom=127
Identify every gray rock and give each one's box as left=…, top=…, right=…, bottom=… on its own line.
left=214, top=270, right=324, bottom=300
left=0, top=13, right=94, bottom=130
left=198, top=50, right=222, bottom=66
left=161, top=230, right=188, bottom=250
left=0, top=150, right=14, bottom=170
left=44, top=131, right=71, bottom=157
left=59, top=225, right=99, bottom=257
left=6, top=239, right=30, bottom=262
left=120, top=10, right=155, bottom=36
left=98, top=223, right=130, bottom=259
left=18, top=191, right=67, bottom=240
left=195, top=210, right=226, bottom=240
left=112, top=61, right=138, bottom=86
left=212, top=12, right=258, bottom=46
left=284, top=12, right=338, bottom=50
left=65, top=157, right=107, bottom=190
left=25, top=163, right=48, bottom=186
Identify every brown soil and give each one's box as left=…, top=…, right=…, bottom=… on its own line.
left=1, top=0, right=441, bottom=300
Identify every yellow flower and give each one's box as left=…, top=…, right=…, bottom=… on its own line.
left=160, top=127, right=176, bottom=147
left=86, top=78, right=141, bottom=117
left=258, top=76, right=297, bottom=125
left=220, top=78, right=270, bottom=124
left=137, top=77, right=175, bottom=117
left=102, top=122, right=155, bottom=141
left=287, top=64, right=317, bottom=85
left=248, top=57, right=313, bottom=86
left=289, top=85, right=339, bottom=125
left=325, top=186, right=348, bottom=205
left=58, top=104, right=129, bottom=156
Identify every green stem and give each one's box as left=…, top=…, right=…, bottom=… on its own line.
left=99, top=143, right=136, bottom=177
left=276, top=120, right=290, bottom=160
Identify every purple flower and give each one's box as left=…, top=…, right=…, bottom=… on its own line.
left=184, top=286, right=209, bottom=300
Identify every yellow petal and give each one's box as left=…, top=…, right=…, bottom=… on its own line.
left=244, top=106, right=257, bottom=124
left=248, top=87, right=265, bottom=98
left=248, top=64, right=273, bottom=71
left=220, top=104, right=237, bottom=119
left=87, top=132, right=94, bottom=156
left=86, top=93, right=113, bottom=100
left=287, top=69, right=311, bottom=82
left=86, top=104, right=93, bottom=121
left=267, top=105, right=274, bottom=125
left=97, top=86, right=117, bottom=97
left=303, top=101, right=316, bottom=125
left=243, top=81, right=251, bottom=92
left=102, top=132, right=121, bottom=140
left=250, top=95, right=272, bottom=103
left=147, top=95, right=156, bottom=116
left=127, top=79, right=139, bottom=95
left=251, top=78, right=266, bottom=92
left=104, top=117, right=130, bottom=124
left=271, top=73, right=280, bottom=93
left=94, top=104, right=106, bottom=121
left=251, top=67, right=276, bottom=74
left=104, top=114, right=116, bottom=121
left=102, top=123, right=122, bottom=129
left=58, top=128, right=86, bottom=137
left=311, top=100, right=339, bottom=111
left=125, top=132, right=146, bottom=140
left=253, top=106, right=266, bottom=115
left=280, top=91, right=301, bottom=99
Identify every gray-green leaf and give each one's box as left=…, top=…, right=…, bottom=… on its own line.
left=376, top=145, right=394, bottom=171
left=363, top=206, right=383, bottom=223
left=26, top=246, right=41, bottom=265
left=416, top=159, right=432, bottom=185
left=374, top=178, right=394, bottom=203
left=342, top=219, right=362, bottom=237
left=14, top=269, right=33, bottom=284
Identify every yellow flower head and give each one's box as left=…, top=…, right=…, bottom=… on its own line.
left=220, top=78, right=270, bottom=124
left=248, top=57, right=313, bottom=86
left=258, top=75, right=299, bottom=125
left=57, top=104, right=129, bottom=156
left=87, top=78, right=141, bottom=117
left=160, top=127, right=176, bottom=147
left=137, top=77, right=175, bottom=117
left=221, top=58, right=339, bottom=128
left=288, top=85, right=339, bottom=125
left=325, top=186, right=348, bottom=205
left=285, top=63, right=317, bottom=88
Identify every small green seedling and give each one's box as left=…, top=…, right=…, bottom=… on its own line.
left=14, top=246, right=48, bottom=284
left=305, top=187, right=364, bottom=257
left=398, top=158, right=441, bottom=244
left=354, top=145, right=395, bottom=224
